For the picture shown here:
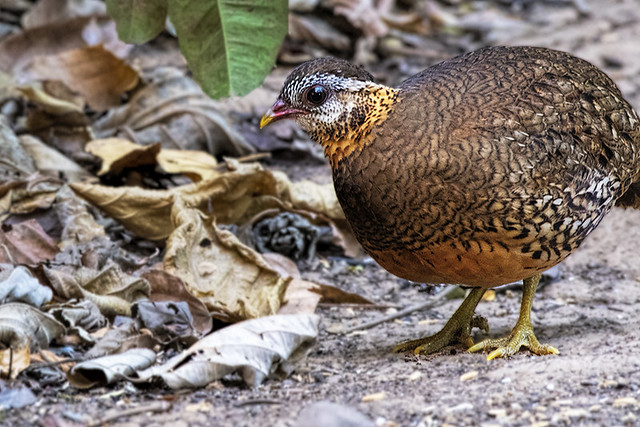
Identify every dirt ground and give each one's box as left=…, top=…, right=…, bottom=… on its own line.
left=5, top=0, right=640, bottom=426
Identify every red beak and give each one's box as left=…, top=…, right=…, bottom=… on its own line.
left=260, top=99, right=306, bottom=128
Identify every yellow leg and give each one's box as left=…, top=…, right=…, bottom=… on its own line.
left=468, top=274, right=559, bottom=360
left=394, top=288, right=488, bottom=355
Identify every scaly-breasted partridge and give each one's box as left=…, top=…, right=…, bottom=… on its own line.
left=261, top=46, right=640, bottom=359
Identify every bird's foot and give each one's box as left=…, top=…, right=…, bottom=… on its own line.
left=468, top=321, right=559, bottom=360
left=393, top=288, right=488, bottom=355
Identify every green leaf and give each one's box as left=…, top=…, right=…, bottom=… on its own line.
left=106, top=0, right=168, bottom=44
left=168, top=0, right=288, bottom=99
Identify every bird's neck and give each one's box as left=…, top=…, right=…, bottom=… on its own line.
left=314, top=84, right=399, bottom=168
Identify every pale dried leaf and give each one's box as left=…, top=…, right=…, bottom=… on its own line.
left=67, top=348, right=156, bottom=389
left=164, top=205, right=288, bottom=321
left=20, top=135, right=92, bottom=182
left=138, top=314, right=319, bottom=388
left=156, top=149, right=219, bottom=182
left=330, top=0, right=389, bottom=37
left=0, top=344, right=30, bottom=379
left=27, top=45, right=140, bottom=110
left=86, top=325, right=158, bottom=358
left=15, top=85, right=84, bottom=115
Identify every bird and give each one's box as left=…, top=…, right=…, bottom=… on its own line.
left=260, top=46, right=640, bottom=359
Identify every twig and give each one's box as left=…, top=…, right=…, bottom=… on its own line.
left=235, top=399, right=282, bottom=407
left=87, top=401, right=172, bottom=427
left=342, top=286, right=459, bottom=333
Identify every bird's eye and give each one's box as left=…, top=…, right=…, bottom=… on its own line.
left=304, top=85, right=328, bottom=106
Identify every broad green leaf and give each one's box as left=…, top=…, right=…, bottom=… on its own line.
left=168, top=0, right=288, bottom=99
left=106, top=0, right=168, bottom=44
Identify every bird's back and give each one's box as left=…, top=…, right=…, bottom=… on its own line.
left=333, top=46, right=640, bottom=287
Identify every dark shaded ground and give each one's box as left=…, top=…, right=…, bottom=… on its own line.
left=5, top=0, right=640, bottom=426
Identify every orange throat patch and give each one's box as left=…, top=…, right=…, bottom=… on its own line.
left=320, top=85, right=399, bottom=167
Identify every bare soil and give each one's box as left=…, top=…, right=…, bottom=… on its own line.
left=5, top=0, right=640, bottom=426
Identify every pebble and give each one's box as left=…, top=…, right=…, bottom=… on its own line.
left=501, top=377, right=512, bottom=384
left=459, top=370, right=479, bottom=381
left=622, top=412, right=637, bottom=423
left=409, top=371, right=422, bottom=381
left=562, top=408, right=588, bottom=418
left=487, top=408, right=507, bottom=418
left=362, top=392, right=386, bottom=402
left=545, top=383, right=555, bottom=391
left=446, top=402, right=474, bottom=413
left=613, top=397, right=638, bottom=408
left=588, top=404, right=601, bottom=413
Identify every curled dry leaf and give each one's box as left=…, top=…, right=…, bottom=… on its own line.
left=137, top=314, right=319, bottom=388
left=0, top=266, right=52, bottom=307
left=26, top=45, right=140, bottom=111
left=44, top=263, right=150, bottom=318
left=164, top=204, right=288, bottom=322
left=329, top=0, right=389, bottom=37
left=85, top=138, right=161, bottom=176
left=0, top=219, right=60, bottom=264
left=156, top=149, right=219, bottom=182
left=92, top=67, right=254, bottom=156
left=0, top=303, right=65, bottom=350
left=288, top=14, right=351, bottom=52
left=67, top=348, right=156, bottom=389
left=48, top=299, right=107, bottom=343
left=141, top=270, right=212, bottom=335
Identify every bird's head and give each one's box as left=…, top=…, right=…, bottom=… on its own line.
left=261, top=57, right=398, bottom=166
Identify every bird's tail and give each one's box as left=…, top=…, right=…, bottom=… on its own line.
left=616, top=181, right=640, bottom=208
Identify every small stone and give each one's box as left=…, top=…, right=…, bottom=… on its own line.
left=501, top=377, right=512, bottom=384
left=535, top=405, right=547, bottom=412
left=545, top=383, right=555, bottom=391
left=622, top=412, right=637, bottom=423
left=409, top=371, right=422, bottom=381
left=460, top=370, right=479, bottom=381
left=511, top=403, right=522, bottom=412
left=447, top=402, right=474, bottom=413
left=563, top=408, right=588, bottom=418
left=613, top=397, right=638, bottom=408
left=487, top=408, right=507, bottom=418
left=588, top=404, right=601, bottom=413
left=530, top=422, right=549, bottom=427
left=362, top=392, right=386, bottom=402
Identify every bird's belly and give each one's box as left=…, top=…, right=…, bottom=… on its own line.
left=368, top=240, right=564, bottom=288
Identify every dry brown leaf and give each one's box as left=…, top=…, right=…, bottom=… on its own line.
left=0, top=219, right=59, bottom=264
left=70, top=182, right=175, bottom=240
left=278, top=279, right=322, bottom=315
left=27, top=45, right=139, bottom=111
left=0, top=345, right=30, bottom=379
left=86, top=138, right=161, bottom=175
left=0, top=16, right=130, bottom=76
left=288, top=14, right=351, bottom=51
left=329, top=0, right=389, bottom=37
left=141, top=269, right=213, bottom=335
left=68, top=348, right=156, bottom=389
left=164, top=204, right=288, bottom=322
left=22, top=0, right=106, bottom=29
